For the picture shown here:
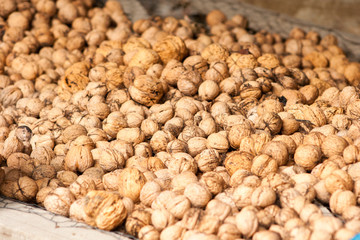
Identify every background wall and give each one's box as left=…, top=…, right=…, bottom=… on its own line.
left=237, top=0, right=360, bottom=36
left=119, top=0, right=360, bottom=60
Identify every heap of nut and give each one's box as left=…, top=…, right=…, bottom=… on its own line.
left=1, top=0, right=360, bottom=239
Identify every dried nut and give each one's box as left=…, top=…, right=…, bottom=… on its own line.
left=321, top=135, right=349, bottom=157
left=312, top=216, right=343, bottom=235
left=154, top=36, right=187, bottom=64
left=171, top=171, right=198, bottom=194
left=236, top=207, right=258, bottom=238
left=329, top=190, right=356, bottom=215
left=118, top=168, right=147, bottom=202
left=126, top=209, right=152, bottom=237
left=325, top=169, right=353, bottom=194
left=65, top=146, right=94, bottom=173
left=201, top=43, right=229, bottom=63
left=207, top=132, right=229, bottom=153
left=79, top=190, right=127, bottom=231
left=139, top=225, right=160, bottom=240
left=257, top=54, right=280, bottom=69
left=44, top=187, right=75, bottom=217
left=251, top=154, right=278, bottom=177
left=261, top=141, right=288, bottom=166
left=200, top=172, right=225, bottom=195
left=228, top=123, right=252, bottom=149
left=129, top=75, right=164, bottom=107
left=69, top=175, right=96, bottom=199
left=195, top=149, right=221, bottom=173
left=128, top=48, right=160, bottom=70
left=184, top=182, right=212, bottom=208
left=151, top=208, right=175, bottom=230
left=251, top=186, right=277, bottom=208
left=160, top=225, right=186, bottom=240
left=294, top=144, right=321, bottom=170
left=217, top=223, right=241, bottom=240
left=253, top=230, right=281, bottom=240
left=140, top=181, right=162, bottom=207
left=224, top=151, right=254, bottom=175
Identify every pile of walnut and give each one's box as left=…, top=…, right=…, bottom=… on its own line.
left=1, top=0, right=360, bottom=239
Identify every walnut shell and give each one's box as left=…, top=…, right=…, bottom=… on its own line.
left=224, top=151, right=254, bottom=176
left=154, top=35, right=187, bottom=64
left=236, top=207, right=258, bottom=238
left=81, top=190, right=127, bottom=230
left=330, top=190, right=356, bottom=215
left=294, top=144, right=321, bottom=170
left=129, top=75, right=164, bottom=107
left=65, top=145, right=94, bottom=173
left=44, top=187, right=75, bottom=217
left=126, top=209, right=152, bottom=237
left=118, top=168, right=147, bottom=202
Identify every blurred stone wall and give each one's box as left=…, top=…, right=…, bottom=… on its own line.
left=237, top=0, right=360, bottom=36
left=116, top=0, right=360, bottom=60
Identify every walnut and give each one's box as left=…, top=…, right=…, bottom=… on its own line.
left=286, top=104, right=326, bottom=127
left=195, top=149, right=221, bottom=173
left=160, top=225, right=186, bottom=240
left=128, top=48, right=160, bottom=70
left=177, top=69, right=202, bottom=96
left=118, top=168, right=147, bottom=202
left=207, top=132, right=229, bottom=153
left=325, top=169, right=353, bottom=194
left=251, top=186, right=277, bottom=208
left=129, top=75, right=164, bottom=107
left=236, top=207, right=258, bottom=238
left=152, top=207, right=175, bottom=230
left=201, top=44, right=229, bottom=64
left=65, top=145, right=94, bottom=173
left=69, top=175, right=96, bottom=199
left=126, top=209, right=152, bottom=237
left=224, top=151, right=254, bottom=175
left=80, top=190, right=127, bottom=230
left=321, top=135, right=349, bottom=157
left=154, top=35, right=187, bottom=64
left=140, top=180, right=162, bottom=207
left=184, top=182, right=212, bottom=208
left=56, top=170, right=78, bottom=187
left=44, top=187, right=75, bottom=217
left=257, top=54, right=280, bottom=69
left=294, top=144, right=322, bottom=170
left=200, top=171, right=225, bottom=195
left=330, top=190, right=356, bottom=215
left=139, top=225, right=160, bottom=240
left=251, top=154, right=278, bottom=178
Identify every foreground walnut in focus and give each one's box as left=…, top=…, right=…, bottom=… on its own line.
left=129, top=75, right=164, bottom=107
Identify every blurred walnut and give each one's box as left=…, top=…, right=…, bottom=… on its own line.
left=44, top=187, right=75, bottom=217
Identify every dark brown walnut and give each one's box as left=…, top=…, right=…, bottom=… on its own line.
left=128, top=75, right=164, bottom=107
